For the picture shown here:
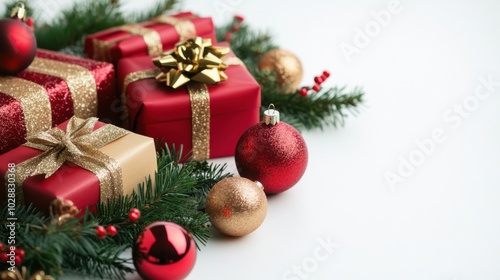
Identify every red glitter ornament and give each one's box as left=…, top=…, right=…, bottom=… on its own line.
left=235, top=105, right=308, bottom=194
left=0, top=3, right=37, bottom=75
left=133, top=221, right=196, bottom=280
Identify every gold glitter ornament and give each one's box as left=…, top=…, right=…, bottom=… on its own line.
left=205, top=177, right=267, bottom=237
left=258, top=49, right=303, bottom=93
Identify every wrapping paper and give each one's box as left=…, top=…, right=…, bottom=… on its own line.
left=117, top=50, right=261, bottom=160
left=84, top=12, right=216, bottom=64
left=0, top=49, right=117, bottom=155
left=0, top=119, right=157, bottom=214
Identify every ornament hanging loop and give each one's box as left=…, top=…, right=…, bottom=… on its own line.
left=11, top=1, right=27, bottom=21
left=263, top=103, right=280, bottom=125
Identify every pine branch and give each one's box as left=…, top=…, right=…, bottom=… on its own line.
left=218, top=18, right=365, bottom=131
left=130, top=0, right=179, bottom=23
left=1, top=145, right=231, bottom=278
left=94, top=144, right=231, bottom=249
left=62, top=244, right=133, bottom=280
left=216, top=18, right=277, bottom=71
left=32, top=0, right=179, bottom=55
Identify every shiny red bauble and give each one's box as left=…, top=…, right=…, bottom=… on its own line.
left=235, top=112, right=308, bottom=194
left=133, top=222, right=196, bottom=280
left=0, top=18, right=37, bottom=75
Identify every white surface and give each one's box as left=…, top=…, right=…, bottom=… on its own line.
left=36, top=0, right=500, bottom=279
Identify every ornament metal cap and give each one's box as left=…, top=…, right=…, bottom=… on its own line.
left=11, top=2, right=27, bottom=21
left=263, top=104, right=280, bottom=125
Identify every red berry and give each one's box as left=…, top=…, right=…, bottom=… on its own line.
left=299, top=88, right=308, bottom=96
left=129, top=208, right=141, bottom=222
left=14, top=248, right=25, bottom=259
left=106, top=225, right=118, bottom=237
left=312, top=84, right=321, bottom=92
left=232, top=24, right=240, bottom=32
left=314, top=76, right=324, bottom=84
left=96, top=225, right=107, bottom=238
left=234, top=15, right=245, bottom=22
left=0, top=243, right=4, bottom=251
left=225, top=31, right=232, bottom=42
left=0, top=252, right=7, bottom=262
left=322, top=71, right=330, bottom=78
left=25, top=18, right=35, bottom=32
left=14, top=255, right=22, bottom=265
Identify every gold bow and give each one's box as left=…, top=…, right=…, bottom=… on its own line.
left=150, top=37, right=230, bottom=160
left=13, top=117, right=129, bottom=205
left=0, top=267, right=54, bottom=280
left=153, top=37, right=230, bottom=89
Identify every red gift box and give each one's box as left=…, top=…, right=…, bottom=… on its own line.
left=84, top=12, right=216, bottom=64
left=0, top=49, right=117, bottom=155
left=0, top=117, right=157, bottom=214
left=117, top=50, right=261, bottom=160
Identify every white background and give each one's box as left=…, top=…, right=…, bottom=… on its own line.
left=16, top=0, right=500, bottom=279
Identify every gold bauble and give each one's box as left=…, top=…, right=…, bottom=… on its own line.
left=206, top=177, right=267, bottom=237
left=258, top=49, right=303, bottom=93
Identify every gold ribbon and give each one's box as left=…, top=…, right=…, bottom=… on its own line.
left=0, top=77, right=52, bottom=137
left=0, top=266, right=54, bottom=280
left=10, top=117, right=129, bottom=206
left=27, top=57, right=98, bottom=118
left=153, top=37, right=229, bottom=160
left=154, top=15, right=197, bottom=42
left=92, top=15, right=197, bottom=62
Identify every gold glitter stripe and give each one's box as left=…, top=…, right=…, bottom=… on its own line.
left=27, top=57, right=98, bottom=119
left=120, top=68, right=160, bottom=128
left=187, top=82, right=210, bottom=161
left=0, top=76, right=52, bottom=137
left=92, top=37, right=127, bottom=62
left=120, top=24, right=163, bottom=56
left=154, top=15, right=196, bottom=42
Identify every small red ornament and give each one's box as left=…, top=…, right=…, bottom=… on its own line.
left=96, top=225, right=107, bottom=238
left=322, top=70, right=330, bottom=78
left=232, top=24, right=240, bottom=31
left=299, top=87, right=309, bottom=96
left=106, top=225, right=118, bottom=237
left=312, top=84, right=321, bottom=92
left=0, top=242, right=3, bottom=251
left=133, top=221, right=197, bottom=280
left=235, top=105, right=308, bottom=194
left=0, top=3, right=37, bottom=75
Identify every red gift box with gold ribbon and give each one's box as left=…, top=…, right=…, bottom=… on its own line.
left=117, top=38, right=261, bottom=161
left=0, top=116, right=157, bottom=214
left=0, top=49, right=117, bottom=155
left=84, top=12, right=216, bottom=64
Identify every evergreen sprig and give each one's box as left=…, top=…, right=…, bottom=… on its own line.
left=218, top=17, right=365, bottom=130
left=0, top=145, right=230, bottom=279
left=30, top=0, right=179, bottom=55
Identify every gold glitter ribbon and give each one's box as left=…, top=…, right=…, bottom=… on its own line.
left=11, top=117, right=128, bottom=206
left=0, top=266, right=54, bottom=280
left=153, top=37, right=229, bottom=160
left=154, top=15, right=197, bottom=42
left=27, top=57, right=98, bottom=118
left=0, top=77, right=52, bottom=137
left=92, top=15, right=196, bottom=62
